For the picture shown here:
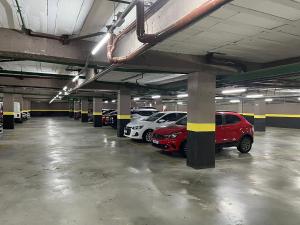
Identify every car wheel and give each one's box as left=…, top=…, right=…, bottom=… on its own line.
left=238, top=136, right=252, bottom=153
left=143, top=130, right=153, bottom=143
left=180, top=141, right=187, bottom=157
left=215, top=145, right=223, bottom=153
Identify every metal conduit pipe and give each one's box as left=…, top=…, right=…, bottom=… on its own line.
left=136, top=0, right=233, bottom=44
left=74, top=0, right=233, bottom=92
left=107, top=0, right=233, bottom=64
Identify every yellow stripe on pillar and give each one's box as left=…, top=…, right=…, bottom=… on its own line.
left=254, top=115, right=266, bottom=119
left=93, top=112, right=103, bottom=116
left=81, top=111, right=88, bottom=114
left=3, top=112, right=14, bottom=116
left=187, top=123, right=215, bottom=132
left=117, top=114, right=131, bottom=120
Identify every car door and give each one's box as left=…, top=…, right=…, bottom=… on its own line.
left=215, top=114, right=224, bottom=144
left=222, top=114, right=242, bottom=143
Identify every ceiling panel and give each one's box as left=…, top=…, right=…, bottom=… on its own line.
left=154, top=0, right=300, bottom=63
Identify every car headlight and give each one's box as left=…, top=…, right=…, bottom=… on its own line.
left=132, top=125, right=144, bottom=130
left=164, top=132, right=182, bottom=139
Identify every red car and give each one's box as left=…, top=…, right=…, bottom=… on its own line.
left=152, top=111, right=254, bottom=155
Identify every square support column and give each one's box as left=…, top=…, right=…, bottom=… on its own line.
left=254, top=99, right=266, bottom=132
left=3, top=94, right=14, bottom=129
left=69, top=100, right=74, bottom=118
left=117, top=89, right=131, bottom=137
left=93, top=98, right=103, bottom=127
left=81, top=99, right=89, bottom=122
left=74, top=101, right=80, bottom=120
left=187, top=72, right=216, bottom=169
left=154, top=99, right=163, bottom=111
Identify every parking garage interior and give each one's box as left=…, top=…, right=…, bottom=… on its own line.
left=1, top=0, right=300, bottom=224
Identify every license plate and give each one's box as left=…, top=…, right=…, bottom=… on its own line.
left=153, top=140, right=159, bottom=144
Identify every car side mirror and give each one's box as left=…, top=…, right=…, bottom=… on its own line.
left=157, top=119, right=166, bottom=123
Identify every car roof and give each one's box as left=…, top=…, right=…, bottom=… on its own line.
left=132, top=108, right=158, bottom=111
left=161, top=111, right=187, bottom=114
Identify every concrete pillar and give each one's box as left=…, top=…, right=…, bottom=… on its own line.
left=254, top=99, right=266, bottom=132
left=93, top=98, right=103, bottom=127
left=68, top=100, right=74, bottom=118
left=154, top=99, right=163, bottom=111
left=117, top=89, right=131, bottom=137
left=238, top=100, right=243, bottom=114
left=74, top=101, right=81, bottom=120
left=187, top=72, right=216, bottom=169
left=81, top=99, right=89, bottom=122
left=3, top=93, right=14, bottom=129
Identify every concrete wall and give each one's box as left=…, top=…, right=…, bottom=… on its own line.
left=31, top=101, right=69, bottom=117
left=217, top=101, right=300, bottom=129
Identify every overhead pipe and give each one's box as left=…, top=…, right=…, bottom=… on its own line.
left=71, top=0, right=233, bottom=94
left=136, top=0, right=233, bottom=44
left=107, top=0, right=233, bottom=64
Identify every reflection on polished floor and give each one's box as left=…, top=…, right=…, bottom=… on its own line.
left=0, top=118, right=300, bottom=225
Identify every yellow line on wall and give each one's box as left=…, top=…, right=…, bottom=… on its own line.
left=187, top=123, right=215, bottom=132
left=266, top=114, right=300, bottom=118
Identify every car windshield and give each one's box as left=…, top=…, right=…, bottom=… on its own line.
left=145, top=112, right=165, bottom=122
left=176, top=117, right=187, bottom=126
left=133, top=110, right=158, bottom=116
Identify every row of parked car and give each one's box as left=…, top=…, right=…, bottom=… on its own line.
left=127, top=110, right=254, bottom=155
left=103, top=107, right=254, bottom=156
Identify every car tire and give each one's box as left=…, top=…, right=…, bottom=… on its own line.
left=215, top=145, right=223, bottom=152
left=180, top=141, right=187, bottom=157
left=143, top=130, right=153, bottom=143
left=237, top=136, right=252, bottom=153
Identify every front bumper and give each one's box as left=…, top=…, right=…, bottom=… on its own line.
left=124, top=127, right=143, bottom=139
left=152, top=138, right=180, bottom=152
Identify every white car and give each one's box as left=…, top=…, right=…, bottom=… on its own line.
left=131, top=108, right=158, bottom=122
left=124, top=111, right=186, bottom=142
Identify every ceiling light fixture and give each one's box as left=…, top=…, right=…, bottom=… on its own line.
left=215, top=97, right=224, bottom=100
left=133, top=97, right=140, bottom=101
left=222, top=88, right=246, bottom=94
left=265, top=98, right=273, bottom=102
left=104, top=100, right=108, bottom=103
left=246, top=94, right=264, bottom=98
left=152, top=95, right=161, bottom=99
left=59, top=91, right=62, bottom=95
left=91, top=33, right=111, bottom=55
left=177, top=102, right=184, bottom=105
left=72, top=75, right=79, bottom=82
left=230, top=99, right=241, bottom=103
left=63, top=86, right=67, bottom=91
left=177, top=93, right=188, bottom=98
left=111, top=100, right=116, bottom=103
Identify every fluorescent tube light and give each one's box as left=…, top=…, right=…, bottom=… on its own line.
left=222, top=88, right=246, bottom=94
left=152, top=95, right=161, bottom=99
left=91, top=33, right=111, bottom=55
left=177, top=93, right=188, bottom=98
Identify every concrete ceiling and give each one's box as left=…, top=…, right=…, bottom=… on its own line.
left=1, top=0, right=300, bottom=102
left=153, top=0, right=300, bottom=63
left=0, top=0, right=113, bottom=37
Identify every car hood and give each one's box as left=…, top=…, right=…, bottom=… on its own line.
left=154, top=125, right=186, bottom=135
left=127, top=120, right=152, bottom=127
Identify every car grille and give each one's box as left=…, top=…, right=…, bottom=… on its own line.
left=125, top=127, right=131, bottom=135
left=153, top=133, right=164, bottom=140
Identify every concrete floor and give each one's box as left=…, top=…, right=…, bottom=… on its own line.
left=0, top=118, right=300, bottom=225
